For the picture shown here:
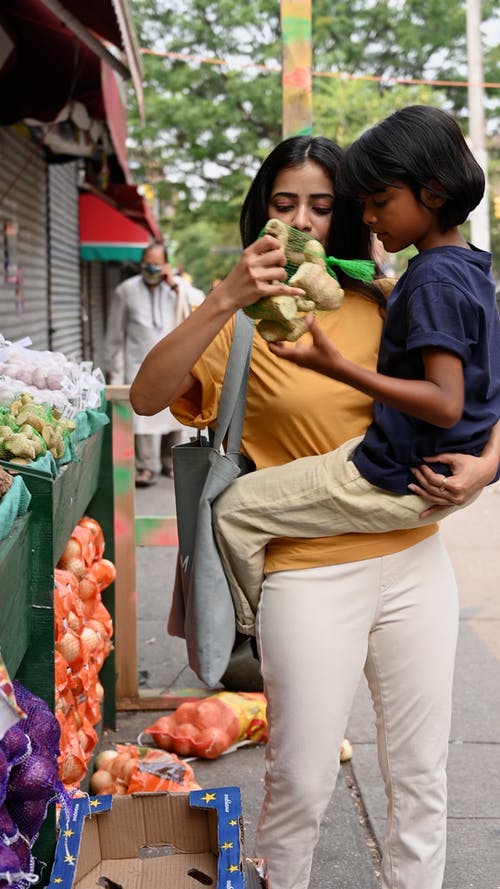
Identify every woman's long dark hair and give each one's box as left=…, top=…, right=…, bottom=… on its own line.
left=239, top=135, right=385, bottom=307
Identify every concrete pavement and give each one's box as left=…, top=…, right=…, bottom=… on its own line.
left=106, top=473, right=500, bottom=888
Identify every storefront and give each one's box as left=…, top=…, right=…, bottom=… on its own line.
left=0, top=0, right=158, bottom=364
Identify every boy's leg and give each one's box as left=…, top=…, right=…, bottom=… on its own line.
left=214, top=445, right=342, bottom=620
left=213, top=435, right=462, bottom=619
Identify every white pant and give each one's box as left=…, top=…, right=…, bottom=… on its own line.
left=213, top=436, right=464, bottom=634
left=254, top=534, right=459, bottom=889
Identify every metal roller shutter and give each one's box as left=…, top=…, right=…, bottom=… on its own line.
left=0, top=128, right=48, bottom=347
left=81, top=258, right=125, bottom=373
left=81, top=259, right=105, bottom=366
left=48, top=162, right=82, bottom=360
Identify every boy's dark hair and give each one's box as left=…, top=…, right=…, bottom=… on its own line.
left=339, top=105, right=485, bottom=231
left=240, top=134, right=385, bottom=308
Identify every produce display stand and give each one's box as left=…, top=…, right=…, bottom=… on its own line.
left=0, top=413, right=115, bottom=880
left=0, top=417, right=115, bottom=722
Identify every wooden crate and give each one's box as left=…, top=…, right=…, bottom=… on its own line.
left=0, top=513, right=32, bottom=677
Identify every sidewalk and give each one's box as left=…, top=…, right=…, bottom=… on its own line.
left=106, top=474, right=500, bottom=889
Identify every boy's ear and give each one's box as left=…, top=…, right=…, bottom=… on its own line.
left=421, top=179, right=448, bottom=209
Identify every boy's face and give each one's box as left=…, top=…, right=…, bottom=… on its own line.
left=359, top=181, right=443, bottom=253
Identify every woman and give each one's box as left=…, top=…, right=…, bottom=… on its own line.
left=130, top=136, right=500, bottom=889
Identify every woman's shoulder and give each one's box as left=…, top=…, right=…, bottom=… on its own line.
left=373, top=275, right=397, bottom=300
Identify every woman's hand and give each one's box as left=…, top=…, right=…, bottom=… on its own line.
left=408, top=452, right=497, bottom=518
left=220, top=235, right=305, bottom=310
left=130, top=233, right=305, bottom=417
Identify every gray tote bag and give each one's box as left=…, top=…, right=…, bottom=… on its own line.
left=168, top=311, right=255, bottom=687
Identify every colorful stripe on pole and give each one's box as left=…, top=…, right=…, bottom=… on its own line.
left=280, top=0, right=312, bottom=138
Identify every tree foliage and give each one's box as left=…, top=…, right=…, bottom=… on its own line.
left=128, top=0, right=500, bottom=290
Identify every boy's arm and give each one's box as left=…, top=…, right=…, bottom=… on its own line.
left=269, top=315, right=464, bottom=427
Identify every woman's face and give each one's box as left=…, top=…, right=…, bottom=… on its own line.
left=267, top=161, right=334, bottom=248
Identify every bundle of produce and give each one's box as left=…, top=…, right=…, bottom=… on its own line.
left=0, top=681, right=71, bottom=889
left=245, top=219, right=374, bottom=342
left=53, top=517, right=115, bottom=789
left=89, top=744, right=200, bottom=796
left=0, top=394, right=77, bottom=465
left=0, top=335, right=105, bottom=417
left=143, top=691, right=268, bottom=760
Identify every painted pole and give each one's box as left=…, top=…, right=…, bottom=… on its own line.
left=280, top=0, right=313, bottom=138
left=466, top=0, right=490, bottom=250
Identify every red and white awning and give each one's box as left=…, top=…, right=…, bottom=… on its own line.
left=79, top=193, right=151, bottom=262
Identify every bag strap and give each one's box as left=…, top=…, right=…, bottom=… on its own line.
left=225, top=334, right=253, bottom=457
left=213, top=310, right=254, bottom=453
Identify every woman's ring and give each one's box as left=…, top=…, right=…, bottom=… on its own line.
left=439, top=479, right=447, bottom=492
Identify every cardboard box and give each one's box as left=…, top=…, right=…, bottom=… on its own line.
left=48, top=789, right=268, bottom=889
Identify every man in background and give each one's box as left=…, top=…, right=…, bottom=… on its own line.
left=104, top=242, right=191, bottom=486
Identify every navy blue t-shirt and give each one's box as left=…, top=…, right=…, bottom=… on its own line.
left=353, top=245, right=500, bottom=494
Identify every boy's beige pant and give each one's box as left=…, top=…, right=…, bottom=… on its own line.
left=213, top=434, right=466, bottom=634
left=253, top=534, right=459, bottom=889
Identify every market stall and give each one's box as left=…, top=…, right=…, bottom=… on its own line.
left=0, top=336, right=116, bottom=884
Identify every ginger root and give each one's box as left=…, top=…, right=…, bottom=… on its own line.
left=244, top=220, right=344, bottom=342
left=0, top=466, right=13, bottom=497
left=257, top=317, right=310, bottom=343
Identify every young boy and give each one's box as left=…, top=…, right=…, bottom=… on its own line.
left=213, top=105, right=500, bottom=622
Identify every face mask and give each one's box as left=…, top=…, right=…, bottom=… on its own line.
left=141, top=263, right=163, bottom=285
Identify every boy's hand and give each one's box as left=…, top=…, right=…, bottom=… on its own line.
left=268, top=313, right=345, bottom=378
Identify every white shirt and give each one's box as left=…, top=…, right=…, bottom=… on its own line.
left=103, top=274, right=191, bottom=384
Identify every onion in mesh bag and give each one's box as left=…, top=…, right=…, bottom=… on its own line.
left=0, top=841, right=23, bottom=887
left=7, top=754, right=60, bottom=802
left=6, top=798, right=51, bottom=845
left=0, top=806, right=17, bottom=843
left=0, top=725, right=30, bottom=771
left=0, top=752, right=8, bottom=809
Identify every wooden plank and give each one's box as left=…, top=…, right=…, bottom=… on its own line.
left=15, top=606, right=56, bottom=710
left=135, top=515, right=178, bottom=547
left=0, top=515, right=31, bottom=677
left=51, top=430, right=104, bottom=564
left=109, top=397, right=138, bottom=700
left=87, top=406, right=116, bottom=730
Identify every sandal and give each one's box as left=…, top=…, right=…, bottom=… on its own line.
left=135, top=469, right=157, bottom=487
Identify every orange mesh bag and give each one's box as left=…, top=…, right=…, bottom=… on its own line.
left=90, top=744, right=200, bottom=795
left=55, top=628, right=84, bottom=674
left=78, top=516, right=105, bottom=560
left=71, top=524, right=96, bottom=567
left=87, top=558, right=116, bottom=591
left=58, top=735, right=87, bottom=789
left=126, top=746, right=200, bottom=793
left=57, top=536, right=86, bottom=579
left=144, top=691, right=268, bottom=759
